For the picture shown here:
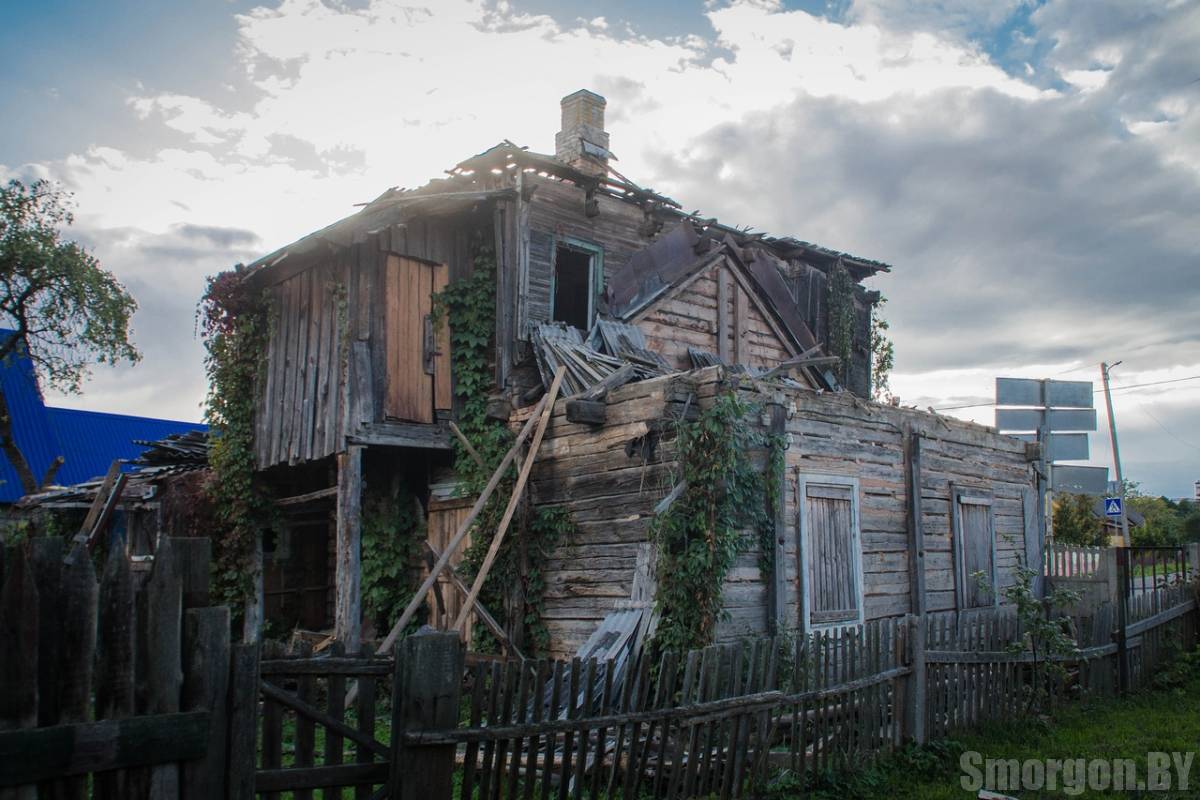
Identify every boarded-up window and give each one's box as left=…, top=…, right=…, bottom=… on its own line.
left=798, top=475, right=862, bottom=628
left=953, top=490, right=996, bottom=609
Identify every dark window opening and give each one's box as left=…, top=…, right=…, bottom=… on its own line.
left=553, top=245, right=593, bottom=330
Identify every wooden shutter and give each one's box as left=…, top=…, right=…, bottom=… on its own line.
left=805, top=482, right=860, bottom=625
left=953, top=490, right=996, bottom=609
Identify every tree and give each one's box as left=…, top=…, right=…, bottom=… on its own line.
left=1052, top=493, right=1105, bottom=546
left=0, top=179, right=139, bottom=494
left=871, top=294, right=896, bottom=404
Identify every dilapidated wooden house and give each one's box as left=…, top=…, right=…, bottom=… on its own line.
left=243, top=90, right=1043, bottom=656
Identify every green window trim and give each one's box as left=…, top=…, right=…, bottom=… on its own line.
left=549, top=236, right=604, bottom=330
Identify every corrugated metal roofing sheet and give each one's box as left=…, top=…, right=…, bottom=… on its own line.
left=0, top=328, right=208, bottom=501
left=0, top=338, right=65, bottom=503
left=45, top=408, right=207, bottom=486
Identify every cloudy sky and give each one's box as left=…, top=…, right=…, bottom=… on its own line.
left=2, top=0, right=1198, bottom=496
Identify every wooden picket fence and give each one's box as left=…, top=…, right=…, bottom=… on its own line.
left=0, top=536, right=254, bottom=799
left=3, top=536, right=1196, bottom=799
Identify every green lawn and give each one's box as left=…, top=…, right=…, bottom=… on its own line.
left=765, top=648, right=1200, bottom=799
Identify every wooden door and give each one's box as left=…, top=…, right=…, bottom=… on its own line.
left=425, top=496, right=473, bottom=643
left=384, top=255, right=451, bottom=423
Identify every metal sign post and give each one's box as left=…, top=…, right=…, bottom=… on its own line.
left=996, top=377, right=1102, bottom=548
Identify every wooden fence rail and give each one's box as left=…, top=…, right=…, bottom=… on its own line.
left=0, top=536, right=237, bottom=799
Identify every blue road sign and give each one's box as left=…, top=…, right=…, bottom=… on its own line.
left=1104, top=497, right=1123, bottom=517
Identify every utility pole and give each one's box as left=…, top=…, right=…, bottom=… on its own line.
left=1101, top=362, right=1130, bottom=547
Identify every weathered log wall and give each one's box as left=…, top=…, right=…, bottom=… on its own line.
left=522, top=366, right=1037, bottom=659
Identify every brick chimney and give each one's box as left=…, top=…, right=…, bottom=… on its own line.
left=555, top=89, right=611, bottom=176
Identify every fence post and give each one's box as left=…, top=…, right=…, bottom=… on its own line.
left=1115, top=548, right=1130, bottom=694
left=390, top=630, right=464, bottom=800
left=181, top=606, right=231, bottom=800
left=905, top=614, right=927, bottom=744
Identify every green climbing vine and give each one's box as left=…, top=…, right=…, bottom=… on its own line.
left=434, top=243, right=571, bottom=655
left=870, top=294, right=896, bottom=403
left=361, top=481, right=424, bottom=634
left=827, top=261, right=856, bottom=388
left=651, top=387, right=780, bottom=654
left=198, top=264, right=274, bottom=612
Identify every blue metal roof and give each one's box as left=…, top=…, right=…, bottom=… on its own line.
left=0, top=329, right=208, bottom=501
left=45, top=408, right=207, bottom=486
left=0, top=338, right=65, bottom=502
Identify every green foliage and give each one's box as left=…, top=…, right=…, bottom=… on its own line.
left=1052, top=492, right=1107, bottom=546
left=651, top=387, right=777, bottom=654
left=869, top=294, right=895, bottom=403
left=198, top=264, right=274, bottom=612
left=434, top=244, right=570, bottom=654
left=524, top=506, right=574, bottom=654
left=0, top=179, right=140, bottom=493
left=827, top=261, right=856, bottom=388
left=361, top=482, right=423, bottom=633
left=996, top=565, right=1081, bottom=715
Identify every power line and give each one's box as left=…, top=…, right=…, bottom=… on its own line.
left=931, top=373, right=1200, bottom=412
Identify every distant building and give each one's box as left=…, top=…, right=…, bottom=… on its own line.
left=0, top=330, right=206, bottom=503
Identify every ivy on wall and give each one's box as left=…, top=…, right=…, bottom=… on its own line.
left=198, top=264, right=274, bottom=613
left=434, top=243, right=572, bottom=655
left=651, top=386, right=780, bottom=654
left=827, top=261, right=856, bottom=388
left=361, top=480, right=424, bottom=634
left=870, top=294, right=896, bottom=403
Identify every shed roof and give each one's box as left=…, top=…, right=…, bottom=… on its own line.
left=45, top=407, right=207, bottom=486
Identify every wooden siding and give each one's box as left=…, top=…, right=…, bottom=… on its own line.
left=256, top=261, right=347, bottom=469
left=255, top=217, right=479, bottom=469
left=636, top=262, right=795, bottom=372
left=520, top=177, right=655, bottom=339
left=522, top=366, right=1038, bottom=658
left=424, top=498, right=474, bottom=643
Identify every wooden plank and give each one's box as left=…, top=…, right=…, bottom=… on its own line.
left=256, top=763, right=391, bottom=792
left=0, top=545, right=38, bottom=745
left=56, top=542, right=98, bottom=800
left=354, top=644, right=377, bottom=800
left=370, top=392, right=550, bottom=665
left=0, top=712, right=210, bottom=787
left=181, top=608, right=231, bottom=800
left=295, top=642, right=316, bottom=800
left=173, top=538, right=211, bottom=610
left=143, top=538, right=183, bottom=800
left=96, top=549, right=135, bottom=800
left=717, top=266, right=731, bottom=363
left=225, top=642, right=260, bottom=800
left=276, top=486, right=338, bottom=508
left=28, top=537, right=62, bottom=729
left=432, top=262, right=452, bottom=411
left=454, top=366, right=567, bottom=630
left=390, top=632, right=464, bottom=800
left=260, top=680, right=386, bottom=757
left=336, top=445, right=363, bottom=653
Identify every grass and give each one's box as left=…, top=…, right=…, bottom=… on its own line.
left=763, top=647, right=1200, bottom=799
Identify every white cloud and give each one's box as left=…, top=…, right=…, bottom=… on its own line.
left=1, top=0, right=1197, bottom=492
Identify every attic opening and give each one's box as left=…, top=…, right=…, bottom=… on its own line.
left=552, top=240, right=600, bottom=331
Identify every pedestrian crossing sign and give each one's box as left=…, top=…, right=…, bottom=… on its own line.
left=1104, top=497, right=1123, bottom=516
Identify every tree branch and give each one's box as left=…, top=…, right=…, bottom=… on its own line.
left=0, top=381, right=40, bottom=496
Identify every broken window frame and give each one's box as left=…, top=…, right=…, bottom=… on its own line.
left=951, top=484, right=999, bottom=610
left=550, top=236, right=603, bottom=332
left=796, top=471, right=864, bottom=633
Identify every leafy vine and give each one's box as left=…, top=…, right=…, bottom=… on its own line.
left=434, top=243, right=570, bottom=654
left=198, top=264, right=274, bottom=612
left=827, top=261, right=856, bottom=388
left=651, top=386, right=777, bottom=654
left=361, top=481, right=423, bottom=634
